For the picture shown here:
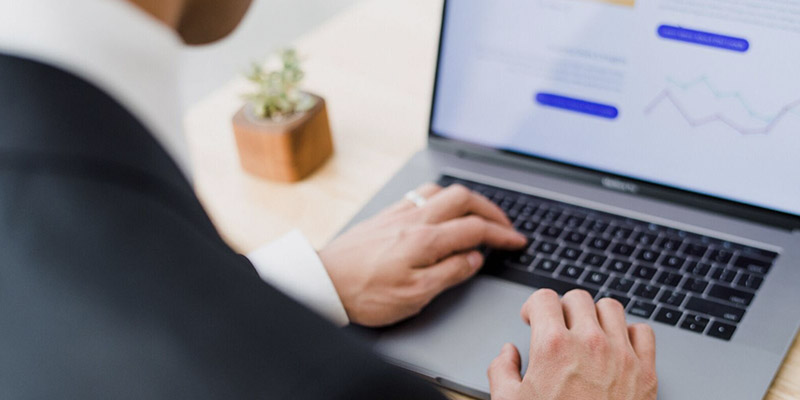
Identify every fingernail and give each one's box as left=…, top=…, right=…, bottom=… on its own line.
left=515, top=232, right=528, bottom=244
left=502, top=343, right=513, bottom=353
left=467, top=252, right=484, bottom=269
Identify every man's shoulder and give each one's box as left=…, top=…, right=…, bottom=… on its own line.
left=0, top=54, right=188, bottom=195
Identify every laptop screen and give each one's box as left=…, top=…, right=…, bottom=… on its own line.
left=430, top=0, right=800, bottom=218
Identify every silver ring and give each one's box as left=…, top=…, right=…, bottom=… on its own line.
left=404, top=190, right=428, bottom=208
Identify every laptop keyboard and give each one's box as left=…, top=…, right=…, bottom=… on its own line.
left=438, top=175, right=779, bottom=341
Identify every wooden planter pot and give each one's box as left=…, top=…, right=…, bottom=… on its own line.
left=232, top=94, right=333, bottom=182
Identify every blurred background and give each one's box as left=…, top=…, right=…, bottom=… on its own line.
left=180, top=0, right=361, bottom=108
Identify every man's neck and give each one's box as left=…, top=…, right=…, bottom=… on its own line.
left=126, top=0, right=185, bottom=31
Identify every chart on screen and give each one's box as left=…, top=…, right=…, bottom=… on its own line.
left=644, top=76, right=800, bottom=136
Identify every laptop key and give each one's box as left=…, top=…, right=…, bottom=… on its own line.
left=636, top=249, right=660, bottom=264
left=607, top=258, right=632, bottom=274
left=519, top=220, right=539, bottom=234
left=661, top=255, right=685, bottom=270
left=596, top=291, right=631, bottom=307
left=685, top=296, right=746, bottom=323
left=514, top=253, right=534, bottom=266
left=655, top=271, right=682, bottom=287
left=658, top=237, right=683, bottom=252
left=681, top=314, right=710, bottom=334
left=710, top=267, right=737, bottom=284
left=709, top=249, right=734, bottom=264
left=707, top=321, right=737, bottom=341
left=564, top=231, right=587, bottom=245
left=733, top=255, right=772, bottom=275
left=534, top=258, right=560, bottom=273
left=659, top=290, right=686, bottom=307
left=541, top=209, right=563, bottom=222
left=588, top=237, right=611, bottom=251
left=585, top=271, right=609, bottom=287
left=559, top=246, right=583, bottom=261
left=686, top=261, right=712, bottom=277
left=633, top=283, right=660, bottom=300
left=708, top=284, right=754, bottom=306
left=611, top=243, right=635, bottom=257
left=587, top=220, right=610, bottom=234
left=560, top=265, right=584, bottom=280
left=628, top=300, right=656, bottom=319
left=635, top=232, right=658, bottom=246
left=736, top=273, right=764, bottom=290
left=684, top=243, right=708, bottom=258
left=633, top=265, right=657, bottom=280
left=564, top=215, right=586, bottom=228
left=654, top=307, right=683, bottom=326
left=541, top=225, right=563, bottom=238
left=608, top=277, right=635, bottom=293
left=609, top=227, right=634, bottom=241
left=681, top=278, right=709, bottom=294
left=536, top=241, right=559, bottom=255
left=583, top=253, right=607, bottom=268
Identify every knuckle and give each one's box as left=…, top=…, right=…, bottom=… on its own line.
left=642, top=367, right=659, bottom=392
left=532, top=288, right=559, bottom=302
left=487, top=355, right=504, bottom=373
left=563, top=288, right=593, bottom=302
left=458, top=256, right=476, bottom=279
left=597, top=297, right=625, bottom=313
left=620, top=349, right=638, bottom=369
left=630, top=322, right=655, bottom=337
left=582, top=328, right=609, bottom=353
left=449, top=183, right=472, bottom=198
left=419, top=182, right=440, bottom=192
left=539, top=329, right=568, bottom=354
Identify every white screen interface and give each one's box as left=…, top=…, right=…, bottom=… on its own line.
left=431, top=0, right=800, bottom=216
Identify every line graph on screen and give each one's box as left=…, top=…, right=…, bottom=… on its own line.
left=644, top=76, right=800, bottom=135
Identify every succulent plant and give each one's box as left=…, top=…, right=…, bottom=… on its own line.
left=244, top=49, right=317, bottom=120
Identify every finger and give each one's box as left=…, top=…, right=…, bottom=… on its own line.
left=426, top=216, right=527, bottom=261
left=628, top=323, right=656, bottom=368
left=384, top=183, right=442, bottom=215
left=596, top=297, right=630, bottom=346
left=488, top=343, right=523, bottom=397
left=561, top=289, right=600, bottom=330
left=423, top=184, right=512, bottom=226
left=419, top=250, right=484, bottom=294
left=521, top=289, right=566, bottom=332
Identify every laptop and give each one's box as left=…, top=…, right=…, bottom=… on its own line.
left=344, top=1, right=800, bottom=399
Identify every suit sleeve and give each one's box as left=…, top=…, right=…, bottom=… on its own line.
left=1, top=168, right=446, bottom=400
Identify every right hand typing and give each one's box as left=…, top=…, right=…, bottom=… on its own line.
left=488, top=289, right=658, bottom=400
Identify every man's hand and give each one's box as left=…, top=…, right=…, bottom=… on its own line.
left=488, top=289, right=658, bottom=400
left=318, top=183, right=527, bottom=327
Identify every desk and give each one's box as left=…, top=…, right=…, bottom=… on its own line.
left=184, top=0, right=800, bottom=398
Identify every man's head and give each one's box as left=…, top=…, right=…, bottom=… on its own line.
left=128, top=0, right=254, bottom=45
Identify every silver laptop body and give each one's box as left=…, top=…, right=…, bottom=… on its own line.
left=345, top=1, right=800, bottom=399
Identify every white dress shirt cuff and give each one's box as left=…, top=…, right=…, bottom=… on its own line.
left=247, top=230, right=349, bottom=327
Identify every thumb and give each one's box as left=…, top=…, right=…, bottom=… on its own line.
left=487, top=343, right=522, bottom=399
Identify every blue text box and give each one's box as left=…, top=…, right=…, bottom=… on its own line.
left=658, top=25, right=749, bottom=52
left=535, top=93, right=619, bottom=119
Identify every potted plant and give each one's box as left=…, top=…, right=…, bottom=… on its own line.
left=232, top=49, right=333, bottom=182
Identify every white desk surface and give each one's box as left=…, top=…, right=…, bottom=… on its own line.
left=184, top=1, right=800, bottom=398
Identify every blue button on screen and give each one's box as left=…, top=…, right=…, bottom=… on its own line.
left=657, top=25, right=749, bottom=52
left=535, top=93, right=619, bottom=119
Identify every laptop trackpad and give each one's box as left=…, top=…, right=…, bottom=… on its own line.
left=375, top=276, right=534, bottom=397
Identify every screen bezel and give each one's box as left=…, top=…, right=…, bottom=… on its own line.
left=427, top=0, right=800, bottom=230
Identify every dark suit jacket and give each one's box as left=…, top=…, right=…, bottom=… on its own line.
left=0, top=54, right=444, bottom=399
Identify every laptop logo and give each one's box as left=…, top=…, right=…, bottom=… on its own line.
left=601, top=177, right=639, bottom=194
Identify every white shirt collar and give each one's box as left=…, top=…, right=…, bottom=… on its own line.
left=0, top=0, right=191, bottom=178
